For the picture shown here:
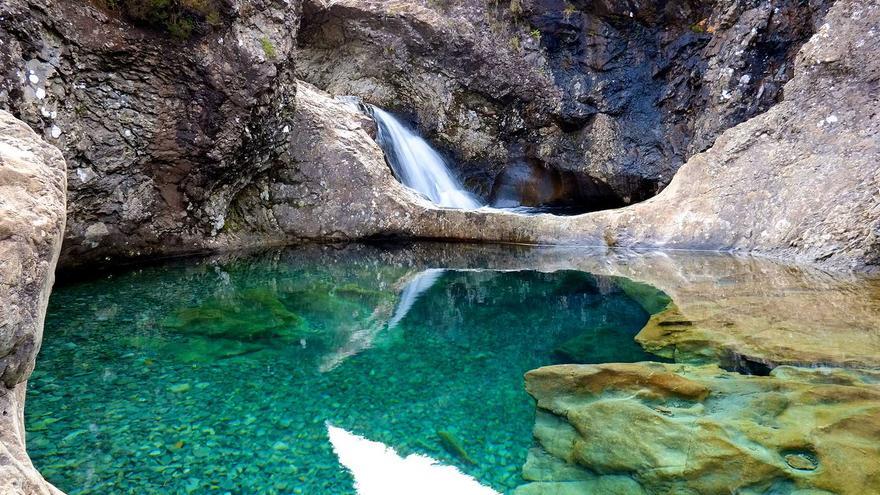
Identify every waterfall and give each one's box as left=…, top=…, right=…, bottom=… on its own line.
left=370, top=107, right=481, bottom=209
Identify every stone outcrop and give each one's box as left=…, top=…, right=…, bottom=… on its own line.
left=331, top=0, right=878, bottom=272
left=298, top=0, right=830, bottom=206
left=0, top=111, right=65, bottom=494
left=517, top=362, right=880, bottom=495
left=224, top=81, right=434, bottom=241
left=0, top=0, right=300, bottom=268
left=1, top=0, right=877, bottom=273
left=233, top=0, right=880, bottom=272
left=565, top=0, right=880, bottom=270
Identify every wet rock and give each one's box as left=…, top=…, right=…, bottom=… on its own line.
left=224, top=80, right=433, bottom=240
left=785, top=453, right=818, bottom=471
left=518, top=362, right=880, bottom=495
left=628, top=255, right=880, bottom=369
left=0, top=111, right=65, bottom=493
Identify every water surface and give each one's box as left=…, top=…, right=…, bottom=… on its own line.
left=27, top=244, right=668, bottom=494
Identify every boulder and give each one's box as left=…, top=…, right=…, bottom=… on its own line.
left=0, top=111, right=65, bottom=494
left=518, top=362, right=880, bottom=494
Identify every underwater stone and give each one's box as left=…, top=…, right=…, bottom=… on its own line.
left=437, top=430, right=476, bottom=465
left=168, top=384, right=191, bottom=394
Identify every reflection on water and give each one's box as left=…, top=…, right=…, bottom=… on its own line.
left=327, top=424, right=499, bottom=495
left=27, top=244, right=663, bottom=494
left=386, top=268, right=445, bottom=330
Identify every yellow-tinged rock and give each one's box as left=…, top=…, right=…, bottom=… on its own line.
left=519, top=363, right=880, bottom=495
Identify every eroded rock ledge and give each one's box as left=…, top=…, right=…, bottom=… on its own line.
left=0, top=111, right=65, bottom=494
left=518, top=363, right=880, bottom=494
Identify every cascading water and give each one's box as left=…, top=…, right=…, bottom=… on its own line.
left=370, top=107, right=482, bottom=209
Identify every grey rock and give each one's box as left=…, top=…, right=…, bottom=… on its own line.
left=0, top=111, right=65, bottom=494
left=297, top=0, right=830, bottom=206
left=2, top=0, right=875, bottom=274
left=0, top=0, right=300, bottom=268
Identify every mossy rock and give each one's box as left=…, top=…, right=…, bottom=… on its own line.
left=163, top=288, right=310, bottom=342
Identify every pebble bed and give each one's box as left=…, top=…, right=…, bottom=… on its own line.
left=27, top=247, right=664, bottom=494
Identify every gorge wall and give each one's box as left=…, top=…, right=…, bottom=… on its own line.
left=297, top=0, right=831, bottom=206
left=5, top=0, right=876, bottom=272
left=0, top=0, right=300, bottom=266
left=0, top=0, right=878, bottom=492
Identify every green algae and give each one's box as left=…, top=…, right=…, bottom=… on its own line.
left=437, top=429, right=476, bottom=465
left=162, top=288, right=310, bottom=341
left=613, top=277, right=673, bottom=315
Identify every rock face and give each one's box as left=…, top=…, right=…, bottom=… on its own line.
left=0, top=0, right=300, bottom=267
left=0, top=111, right=65, bottom=494
left=369, top=0, right=879, bottom=272
left=571, top=0, right=880, bottom=270
left=1, top=0, right=877, bottom=273
left=518, top=363, right=880, bottom=495
left=297, top=0, right=829, bottom=205
left=239, top=0, right=880, bottom=272
left=224, top=81, right=434, bottom=241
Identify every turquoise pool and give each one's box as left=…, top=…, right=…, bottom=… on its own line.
left=26, top=244, right=669, bottom=494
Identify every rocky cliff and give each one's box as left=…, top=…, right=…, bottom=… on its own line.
left=0, top=111, right=65, bottom=494
left=3, top=0, right=876, bottom=272
left=298, top=0, right=830, bottom=206
left=1, top=0, right=299, bottom=266
left=0, top=0, right=878, bottom=492
left=160, top=0, right=880, bottom=272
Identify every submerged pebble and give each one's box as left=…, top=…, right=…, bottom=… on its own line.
left=26, top=254, right=662, bottom=494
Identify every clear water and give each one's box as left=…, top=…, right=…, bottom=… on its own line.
left=26, top=245, right=668, bottom=494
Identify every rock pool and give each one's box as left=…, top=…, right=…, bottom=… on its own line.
left=26, top=243, right=669, bottom=494
left=26, top=242, right=880, bottom=494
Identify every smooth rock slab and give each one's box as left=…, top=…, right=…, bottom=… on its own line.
left=0, top=110, right=65, bottom=494
left=518, top=363, right=880, bottom=495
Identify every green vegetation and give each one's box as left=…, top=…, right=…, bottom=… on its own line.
left=260, top=37, right=277, bottom=59
left=563, top=3, right=578, bottom=21
left=509, top=36, right=521, bottom=51
left=509, top=0, right=523, bottom=16
left=93, top=0, right=223, bottom=39
left=162, top=288, right=310, bottom=341
left=530, top=28, right=541, bottom=42
left=690, top=19, right=712, bottom=34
